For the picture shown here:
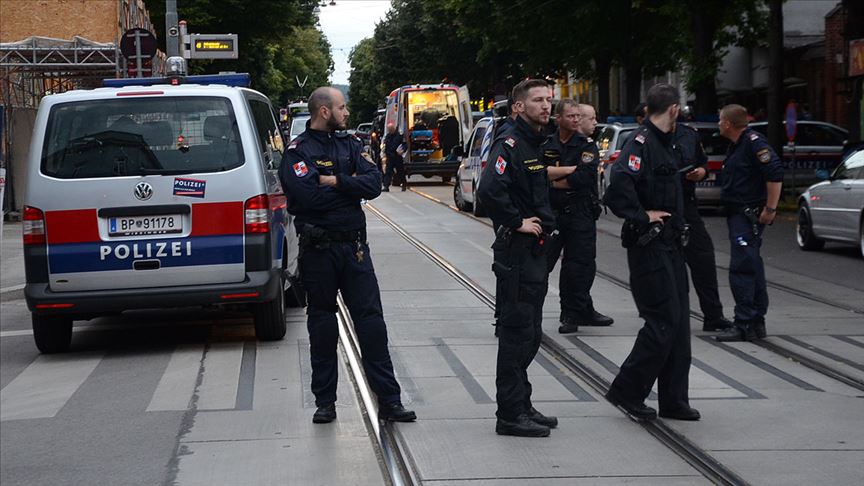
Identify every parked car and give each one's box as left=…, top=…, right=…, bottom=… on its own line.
left=287, top=113, right=310, bottom=142
left=796, top=148, right=864, bottom=258
left=749, top=120, right=849, bottom=190
left=686, top=122, right=730, bottom=207
left=355, top=122, right=373, bottom=145
left=22, top=70, right=303, bottom=353
left=453, top=116, right=498, bottom=216
left=596, top=123, right=638, bottom=198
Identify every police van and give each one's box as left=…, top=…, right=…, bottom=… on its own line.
left=22, top=60, right=303, bottom=353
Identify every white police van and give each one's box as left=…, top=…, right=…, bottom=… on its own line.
left=22, top=60, right=302, bottom=353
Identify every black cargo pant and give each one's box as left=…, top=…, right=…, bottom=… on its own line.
left=609, top=242, right=691, bottom=411
left=300, top=236, right=402, bottom=408
left=493, top=233, right=549, bottom=421
left=546, top=198, right=597, bottom=320
left=682, top=201, right=724, bottom=321
left=726, top=212, right=768, bottom=323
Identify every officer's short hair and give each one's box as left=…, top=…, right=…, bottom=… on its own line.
left=556, top=98, right=579, bottom=117
left=512, top=79, right=549, bottom=102
left=645, top=84, right=679, bottom=116
left=719, top=104, right=749, bottom=129
left=308, top=87, right=335, bottom=119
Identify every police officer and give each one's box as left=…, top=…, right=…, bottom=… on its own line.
left=279, top=87, right=416, bottom=424
left=715, top=104, right=783, bottom=342
left=673, top=123, right=733, bottom=332
left=477, top=79, right=558, bottom=437
left=382, top=123, right=406, bottom=191
left=544, top=100, right=614, bottom=333
left=603, top=84, right=699, bottom=421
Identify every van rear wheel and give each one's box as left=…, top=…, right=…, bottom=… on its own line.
left=32, top=314, right=73, bottom=354
left=254, top=275, right=287, bottom=341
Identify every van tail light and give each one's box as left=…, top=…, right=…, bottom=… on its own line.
left=707, top=159, right=723, bottom=171
left=244, top=195, right=270, bottom=233
left=23, top=206, right=46, bottom=245
left=481, top=159, right=488, bottom=171
left=608, top=150, right=621, bottom=163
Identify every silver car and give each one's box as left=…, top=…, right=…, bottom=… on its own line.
left=797, top=149, right=864, bottom=257
left=454, top=116, right=497, bottom=217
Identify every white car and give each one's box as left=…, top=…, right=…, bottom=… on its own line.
left=22, top=70, right=303, bottom=353
left=454, top=116, right=498, bottom=217
left=797, top=149, right=864, bottom=257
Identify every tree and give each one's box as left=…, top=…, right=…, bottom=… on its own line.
left=145, top=0, right=331, bottom=103
left=347, top=38, right=381, bottom=126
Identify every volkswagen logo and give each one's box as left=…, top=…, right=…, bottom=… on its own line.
left=134, top=182, right=153, bottom=201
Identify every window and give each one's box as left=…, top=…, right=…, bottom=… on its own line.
left=832, top=151, right=864, bottom=180
left=596, top=127, right=616, bottom=153
left=469, top=123, right=488, bottom=157
left=796, top=124, right=846, bottom=147
left=41, top=96, right=243, bottom=179
left=248, top=98, right=283, bottom=170
left=615, top=129, right=636, bottom=150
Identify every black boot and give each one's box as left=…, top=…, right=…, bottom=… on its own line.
left=581, top=310, right=614, bottom=327
left=381, top=186, right=390, bottom=192
left=703, top=316, right=733, bottom=332
left=605, top=390, right=656, bottom=420
left=525, top=407, right=558, bottom=428
left=715, top=321, right=756, bottom=342
left=378, top=402, right=416, bottom=422
left=558, top=316, right=579, bottom=334
left=752, top=318, right=767, bottom=339
left=313, top=403, right=337, bottom=424
left=659, top=406, right=701, bottom=421
left=495, top=414, right=551, bottom=437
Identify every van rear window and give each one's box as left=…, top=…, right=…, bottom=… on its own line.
left=41, top=96, right=244, bottom=178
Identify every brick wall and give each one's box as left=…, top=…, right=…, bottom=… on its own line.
left=0, top=0, right=118, bottom=43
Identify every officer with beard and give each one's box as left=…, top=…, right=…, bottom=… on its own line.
left=477, top=79, right=557, bottom=437
left=544, top=101, right=614, bottom=333
left=279, top=87, right=416, bottom=425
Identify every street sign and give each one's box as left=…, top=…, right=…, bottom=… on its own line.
left=120, top=28, right=157, bottom=58
left=785, top=101, right=798, bottom=143
left=189, top=34, right=238, bottom=59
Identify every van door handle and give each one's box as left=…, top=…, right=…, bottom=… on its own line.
left=133, top=260, right=161, bottom=271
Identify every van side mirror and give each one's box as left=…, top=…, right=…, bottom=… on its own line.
left=451, top=145, right=465, bottom=158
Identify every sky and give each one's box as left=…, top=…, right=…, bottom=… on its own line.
left=317, top=0, right=391, bottom=85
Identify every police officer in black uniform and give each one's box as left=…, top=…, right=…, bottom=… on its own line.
left=477, top=79, right=558, bottom=437
left=603, top=84, right=699, bottom=422
left=279, top=87, right=416, bottom=424
left=382, top=124, right=406, bottom=191
left=544, top=100, right=614, bottom=333
left=715, top=104, right=783, bottom=342
left=673, top=123, right=733, bottom=332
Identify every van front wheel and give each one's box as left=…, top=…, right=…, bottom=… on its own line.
left=32, top=314, right=73, bottom=354
left=254, top=276, right=287, bottom=341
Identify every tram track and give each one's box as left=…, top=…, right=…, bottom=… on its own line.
left=366, top=202, right=750, bottom=486
left=407, top=187, right=864, bottom=393
left=336, top=295, right=417, bottom=486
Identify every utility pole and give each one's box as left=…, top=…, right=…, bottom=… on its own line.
left=767, top=0, right=784, bottom=158
left=165, top=0, right=179, bottom=57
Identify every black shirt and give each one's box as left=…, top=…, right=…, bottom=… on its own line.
left=477, top=116, right=555, bottom=230
left=672, top=124, right=708, bottom=202
left=543, top=129, right=599, bottom=207
left=603, top=120, right=685, bottom=229
left=279, top=128, right=381, bottom=231
left=721, top=128, right=784, bottom=207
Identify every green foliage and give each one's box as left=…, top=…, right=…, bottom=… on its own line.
left=145, top=0, right=331, bottom=104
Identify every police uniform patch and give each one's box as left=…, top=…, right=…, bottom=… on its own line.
left=315, top=159, right=334, bottom=168
left=628, top=155, right=641, bottom=172
left=581, top=151, right=594, bottom=163
left=757, top=148, right=771, bottom=164
left=293, top=161, right=309, bottom=177
left=749, top=133, right=759, bottom=141
left=495, top=155, right=507, bottom=174
left=635, top=134, right=646, bottom=144
left=361, top=152, right=376, bottom=165
left=287, top=140, right=299, bottom=150
left=504, top=137, right=516, bottom=148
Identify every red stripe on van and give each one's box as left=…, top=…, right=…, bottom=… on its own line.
left=191, top=202, right=244, bottom=236
left=45, top=209, right=99, bottom=244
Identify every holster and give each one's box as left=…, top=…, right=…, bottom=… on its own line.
left=299, top=225, right=331, bottom=250
left=621, top=220, right=640, bottom=248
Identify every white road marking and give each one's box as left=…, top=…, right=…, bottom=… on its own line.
left=0, top=352, right=104, bottom=421
left=146, top=345, right=204, bottom=411
left=196, top=342, right=244, bottom=410
left=0, top=283, right=25, bottom=294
